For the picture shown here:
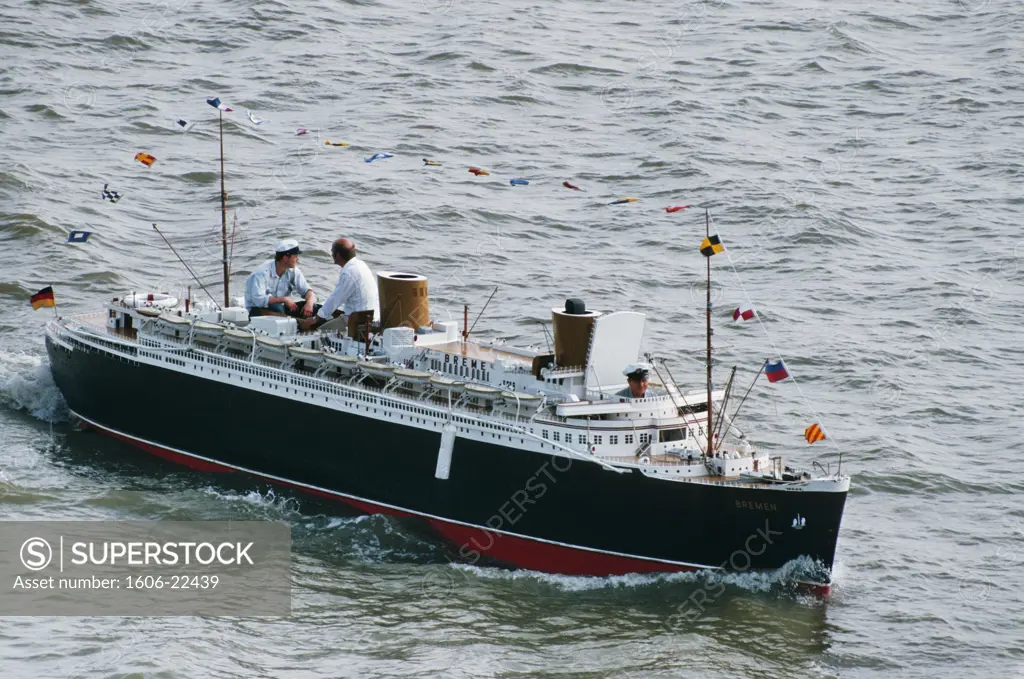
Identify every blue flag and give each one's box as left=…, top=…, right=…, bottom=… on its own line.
left=206, top=97, right=233, bottom=112
left=66, top=230, right=92, bottom=244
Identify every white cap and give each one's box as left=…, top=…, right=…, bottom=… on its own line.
left=275, top=239, right=301, bottom=254
left=622, top=362, right=651, bottom=379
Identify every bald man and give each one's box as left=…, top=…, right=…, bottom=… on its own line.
left=298, top=238, right=380, bottom=334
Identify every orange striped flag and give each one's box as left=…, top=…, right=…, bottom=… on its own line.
left=134, top=152, right=156, bottom=167
left=804, top=424, right=826, bottom=444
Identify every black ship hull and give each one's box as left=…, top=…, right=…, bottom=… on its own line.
left=46, top=336, right=847, bottom=579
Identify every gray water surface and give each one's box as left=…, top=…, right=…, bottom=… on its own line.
left=1, top=0, right=1022, bottom=677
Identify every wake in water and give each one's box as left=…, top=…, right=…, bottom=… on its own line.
left=0, top=350, right=68, bottom=423
left=199, top=486, right=304, bottom=515
left=196, top=485, right=448, bottom=564
left=451, top=555, right=830, bottom=596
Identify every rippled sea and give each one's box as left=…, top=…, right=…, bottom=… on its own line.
left=2, top=0, right=1023, bottom=676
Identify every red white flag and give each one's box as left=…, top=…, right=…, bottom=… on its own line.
left=732, top=304, right=755, bottom=321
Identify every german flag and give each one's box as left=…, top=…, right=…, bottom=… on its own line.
left=134, top=152, right=156, bottom=167
left=700, top=234, right=724, bottom=257
left=30, top=286, right=55, bottom=310
left=804, top=423, right=826, bottom=444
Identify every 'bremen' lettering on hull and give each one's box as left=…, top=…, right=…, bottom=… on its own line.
left=735, top=500, right=778, bottom=512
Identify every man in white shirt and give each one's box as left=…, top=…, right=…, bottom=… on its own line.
left=298, top=238, right=379, bottom=334
left=244, top=239, right=318, bottom=317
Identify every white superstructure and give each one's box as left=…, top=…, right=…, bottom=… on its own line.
left=52, top=288, right=848, bottom=494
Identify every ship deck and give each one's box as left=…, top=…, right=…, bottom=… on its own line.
left=420, top=340, right=534, bottom=366
left=607, top=453, right=704, bottom=466
left=603, top=454, right=784, bottom=487
left=75, top=311, right=137, bottom=340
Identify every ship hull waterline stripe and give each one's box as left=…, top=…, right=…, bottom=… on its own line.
left=71, top=409, right=721, bottom=573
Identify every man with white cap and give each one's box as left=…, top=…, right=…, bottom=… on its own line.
left=617, top=362, right=651, bottom=398
left=244, top=239, right=318, bottom=318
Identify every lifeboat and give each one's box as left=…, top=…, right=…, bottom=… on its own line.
left=358, top=360, right=395, bottom=380
left=465, top=383, right=501, bottom=401
left=393, top=368, right=432, bottom=384
left=254, top=335, right=288, bottom=364
left=323, top=353, right=360, bottom=375
left=428, top=375, right=465, bottom=394
left=190, top=320, right=224, bottom=349
left=155, top=313, right=192, bottom=340
left=219, top=328, right=255, bottom=355
left=288, top=346, right=325, bottom=370
left=500, top=390, right=542, bottom=405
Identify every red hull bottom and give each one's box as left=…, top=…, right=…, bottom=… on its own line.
left=794, top=580, right=833, bottom=597
left=82, top=418, right=830, bottom=593
left=423, top=519, right=696, bottom=576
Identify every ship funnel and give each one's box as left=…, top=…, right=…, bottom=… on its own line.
left=377, top=271, right=430, bottom=330
left=551, top=298, right=601, bottom=369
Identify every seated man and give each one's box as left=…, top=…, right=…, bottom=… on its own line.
left=617, top=363, right=651, bottom=398
left=298, top=238, right=380, bottom=335
left=244, top=239, right=318, bottom=318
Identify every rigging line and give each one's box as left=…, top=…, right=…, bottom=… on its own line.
left=713, top=366, right=737, bottom=443
left=658, top=360, right=717, bottom=445
left=720, top=359, right=767, bottom=442
left=152, top=224, right=222, bottom=309
left=468, top=286, right=498, bottom=335
left=536, top=320, right=553, bottom=353
left=651, top=359, right=707, bottom=457
left=714, top=216, right=843, bottom=456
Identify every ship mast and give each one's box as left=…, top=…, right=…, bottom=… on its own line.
left=219, top=109, right=230, bottom=309
left=705, top=208, right=713, bottom=455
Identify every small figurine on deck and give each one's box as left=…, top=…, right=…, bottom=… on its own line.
left=618, top=363, right=651, bottom=398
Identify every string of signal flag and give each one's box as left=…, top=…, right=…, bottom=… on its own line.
left=114, top=96, right=696, bottom=210
left=702, top=229, right=833, bottom=450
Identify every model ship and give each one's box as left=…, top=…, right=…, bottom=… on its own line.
left=44, top=117, right=849, bottom=593
left=45, top=271, right=848, bottom=587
